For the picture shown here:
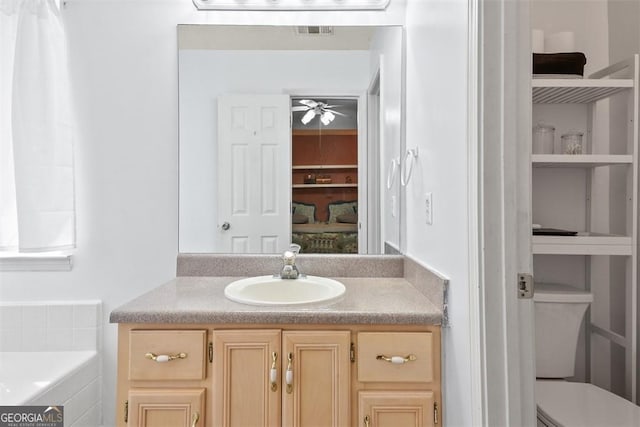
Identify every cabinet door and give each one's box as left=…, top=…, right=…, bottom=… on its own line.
left=127, top=388, right=204, bottom=427
left=358, top=390, right=436, bottom=427
left=282, top=330, right=351, bottom=427
left=212, top=329, right=281, bottom=427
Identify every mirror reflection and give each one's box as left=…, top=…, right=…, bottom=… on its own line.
left=291, top=97, right=359, bottom=254
left=178, top=25, right=403, bottom=254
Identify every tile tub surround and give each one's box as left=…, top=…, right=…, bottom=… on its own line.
left=0, top=351, right=101, bottom=427
left=0, top=301, right=103, bottom=426
left=0, top=301, right=102, bottom=352
left=111, top=254, right=448, bottom=325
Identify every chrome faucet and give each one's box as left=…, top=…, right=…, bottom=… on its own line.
left=280, top=244, right=302, bottom=279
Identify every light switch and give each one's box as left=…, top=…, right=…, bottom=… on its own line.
left=425, top=192, right=433, bottom=225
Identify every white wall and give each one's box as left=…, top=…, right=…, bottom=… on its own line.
left=404, top=0, right=471, bottom=425
left=179, top=50, right=371, bottom=252
left=608, top=0, right=640, bottom=65
left=370, top=26, right=403, bottom=251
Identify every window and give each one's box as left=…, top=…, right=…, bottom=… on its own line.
left=0, top=0, right=75, bottom=270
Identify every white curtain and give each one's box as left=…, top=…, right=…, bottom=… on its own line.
left=0, top=0, right=75, bottom=252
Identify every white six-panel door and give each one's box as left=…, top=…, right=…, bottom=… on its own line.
left=217, top=95, right=291, bottom=253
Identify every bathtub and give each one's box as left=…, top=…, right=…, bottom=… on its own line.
left=0, top=351, right=101, bottom=426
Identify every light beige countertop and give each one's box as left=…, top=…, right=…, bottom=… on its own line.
left=109, top=276, right=443, bottom=325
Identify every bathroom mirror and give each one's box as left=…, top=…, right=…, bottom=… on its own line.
left=178, top=25, right=403, bottom=254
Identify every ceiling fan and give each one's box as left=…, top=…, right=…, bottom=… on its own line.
left=292, top=99, right=346, bottom=126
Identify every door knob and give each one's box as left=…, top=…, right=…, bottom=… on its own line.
left=221, top=222, right=231, bottom=231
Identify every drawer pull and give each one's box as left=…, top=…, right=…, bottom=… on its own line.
left=285, top=352, right=293, bottom=394
left=270, top=352, right=278, bottom=392
left=376, top=354, right=417, bottom=364
left=191, top=412, right=200, bottom=427
left=145, top=352, right=188, bottom=363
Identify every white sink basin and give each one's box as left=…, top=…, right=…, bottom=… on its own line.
left=224, top=275, right=346, bottom=306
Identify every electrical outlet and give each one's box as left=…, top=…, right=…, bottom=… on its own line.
left=425, top=192, right=433, bottom=225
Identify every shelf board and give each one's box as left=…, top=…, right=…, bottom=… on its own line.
left=292, top=164, right=358, bottom=170
left=532, top=233, right=632, bottom=255
left=293, top=183, right=358, bottom=188
left=532, top=154, right=633, bottom=168
left=532, top=79, right=633, bottom=104
left=292, top=129, right=357, bottom=136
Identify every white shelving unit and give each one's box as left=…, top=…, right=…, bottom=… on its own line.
left=532, top=55, right=639, bottom=402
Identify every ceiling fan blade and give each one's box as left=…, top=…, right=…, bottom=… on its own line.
left=291, top=106, right=309, bottom=112
left=301, top=109, right=316, bottom=125
left=298, top=99, right=318, bottom=108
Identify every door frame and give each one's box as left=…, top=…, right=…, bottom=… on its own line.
left=286, top=89, right=369, bottom=253
left=367, top=68, right=382, bottom=254
left=473, top=0, right=536, bottom=425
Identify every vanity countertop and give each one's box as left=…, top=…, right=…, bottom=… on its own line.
left=109, top=276, right=443, bottom=325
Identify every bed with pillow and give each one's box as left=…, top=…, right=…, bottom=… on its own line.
left=291, top=201, right=358, bottom=253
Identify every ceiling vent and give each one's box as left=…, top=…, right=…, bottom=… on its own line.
left=296, top=26, right=334, bottom=36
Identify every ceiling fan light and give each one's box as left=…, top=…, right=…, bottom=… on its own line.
left=321, top=111, right=335, bottom=125
left=301, top=109, right=316, bottom=125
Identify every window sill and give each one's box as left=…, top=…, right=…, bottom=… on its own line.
left=0, top=253, right=73, bottom=272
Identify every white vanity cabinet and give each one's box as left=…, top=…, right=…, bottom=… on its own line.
left=531, top=55, right=639, bottom=398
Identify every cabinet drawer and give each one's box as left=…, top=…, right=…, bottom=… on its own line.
left=357, top=332, right=434, bottom=383
left=129, top=330, right=207, bottom=381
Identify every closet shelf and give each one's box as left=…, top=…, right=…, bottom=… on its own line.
left=293, top=184, right=358, bottom=189
left=532, top=154, right=633, bottom=168
left=532, top=233, right=632, bottom=255
left=532, top=79, right=633, bottom=104
left=292, top=129, right=357, bottom=136
left=292, top=164, right=358, bottom=170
